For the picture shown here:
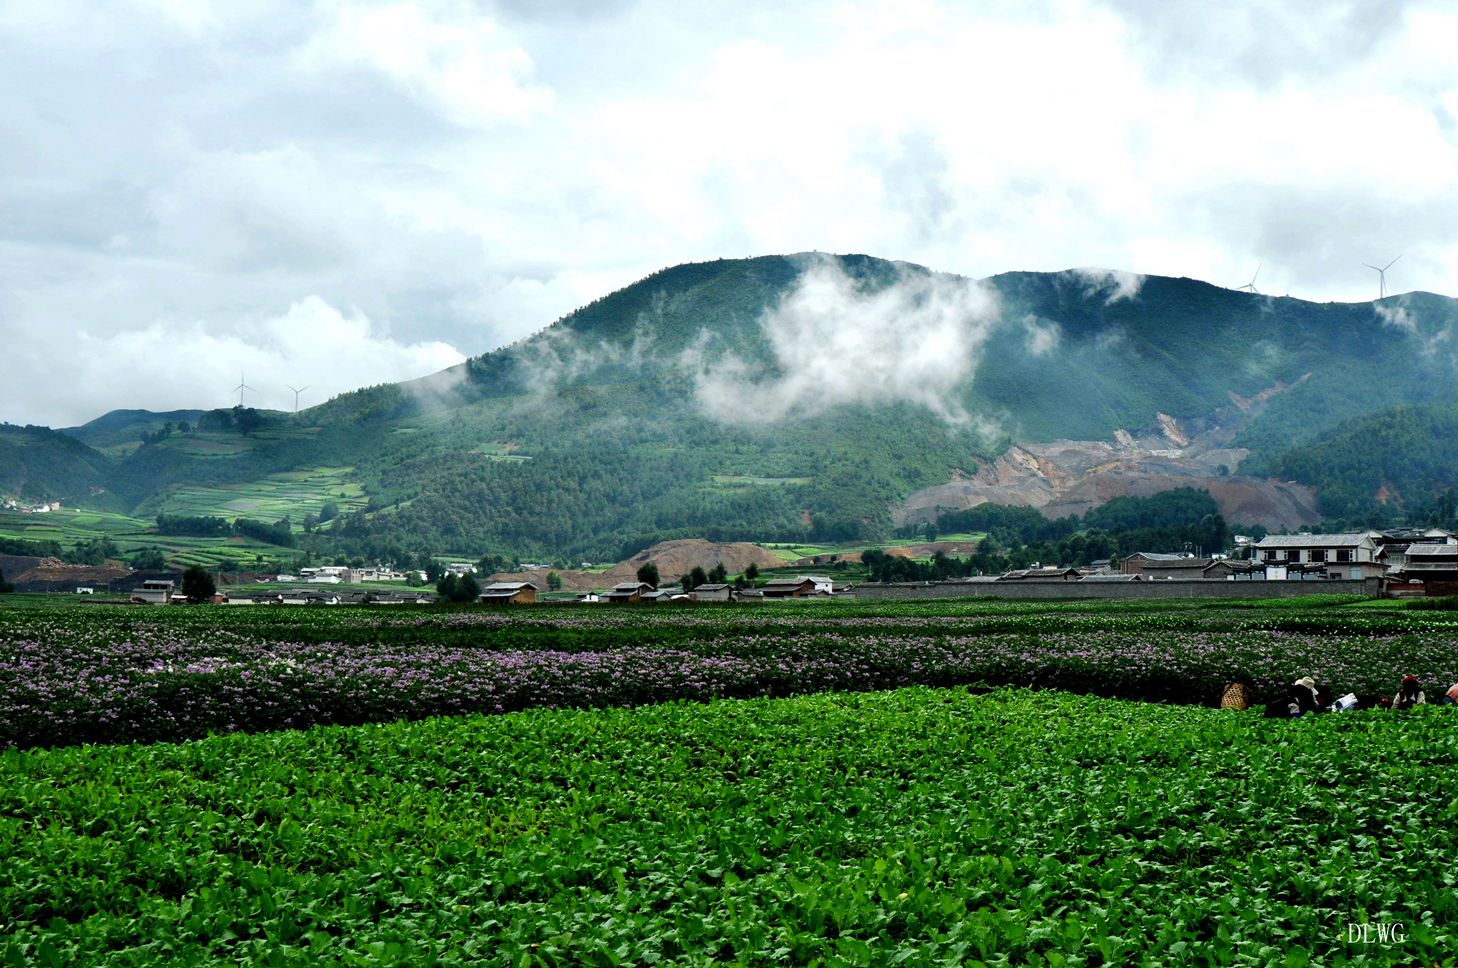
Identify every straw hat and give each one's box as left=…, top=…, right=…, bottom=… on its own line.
left=1295, top=677, right=1316, bottom=691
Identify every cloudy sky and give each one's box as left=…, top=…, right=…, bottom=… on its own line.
left=3, top=0, right=1456, bottom=426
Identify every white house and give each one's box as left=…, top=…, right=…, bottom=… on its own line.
left=1253, top=532, right=1378, bottom=564
left=130, top=580, right=174, bottom=604
left=1251, top=532, right=1383, bottom=580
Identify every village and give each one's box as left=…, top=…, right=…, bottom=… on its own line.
left=9, top=525, right=1449, bottom=607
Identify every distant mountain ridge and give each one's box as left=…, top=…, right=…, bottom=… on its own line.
left=8, top=253, right=1458, bottom=558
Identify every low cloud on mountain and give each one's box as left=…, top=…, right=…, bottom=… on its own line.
left=691, top=258, right=1001, bottom=426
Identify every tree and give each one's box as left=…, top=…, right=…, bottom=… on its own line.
left=181, top=565, right=216, bottom=604
left=234, top=406, right=263, bottom=435
left=546, top=571, right=562, bottom=591
left=130, top=548, right=168, bottom=571
left=744, top=562, right=759, bottom=583
left=689, top=565, right=708, bottom=589
left=636, top=562, right=659, bottom=588
left=436, top=573, right=459, bottom=600
left=319, top=501, right=339, bottom=523
left=73, top=536, right=120, bottom=566
left=456, top=572, right=480, bottom=602
left=0, top=569, right=12, bottom=594
left=708, top=561, right=728, bottom=584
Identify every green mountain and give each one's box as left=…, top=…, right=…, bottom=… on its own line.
left=1247, top=401, right=1458, bottom=525
left=12, top=253, right=1458, bottom=561
left=61, top=409, right=207, bottom=455
left=0, top=424, right=119, bottom=510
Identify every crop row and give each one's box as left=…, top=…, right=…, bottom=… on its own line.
left=5, top=609, right=1458, bottom=747
left=2, top=687, right=1453, bottom=965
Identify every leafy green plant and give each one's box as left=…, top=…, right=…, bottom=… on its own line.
left=0, top=687, right=1452, bottom=964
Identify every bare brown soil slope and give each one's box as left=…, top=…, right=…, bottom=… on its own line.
left=896, top=390, right=1322, bottom=532
left=2, top=556, right=132, bottom=590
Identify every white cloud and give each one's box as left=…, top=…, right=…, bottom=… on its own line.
left=4, top=0, right=1458, bottom=426
left=692, top=257, right=999, bottom=425
left=1375, top=300, right=1417, bottom=333
left=298, top=0, right=548, bottom=126
left=297, top=1, right=551, bottom=127
left=1022, top=316, right=1063, bottom=356
left=14, top=297, right=463, bottom=427
left=1068, top=268, right=1145, bottom=304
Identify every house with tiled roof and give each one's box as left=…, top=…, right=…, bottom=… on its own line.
left=478, top=581, right=537, bottom=605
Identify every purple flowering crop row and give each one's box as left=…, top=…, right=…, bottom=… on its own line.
left=5, top=613, right=1458, bottom=747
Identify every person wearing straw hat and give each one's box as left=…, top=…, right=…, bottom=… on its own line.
left=1266, top=676, right=1322, bottom=717
left=1291, top=676, right=1321, bottom=714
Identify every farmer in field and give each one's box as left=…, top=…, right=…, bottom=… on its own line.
left=1443, top=682, right=1458, bottom=706
left=1393, top=675, right=1426, bottom=710
left=1292, top=677, right=1321, bottom=713
left=1264, top=676, right=1322, bottom=717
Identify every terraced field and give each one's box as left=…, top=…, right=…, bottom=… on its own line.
left=143, top=467, right=369, bottom=523
left=0, top=508, right=149, bottom=549
left=0, top=509, right=298, bottom=569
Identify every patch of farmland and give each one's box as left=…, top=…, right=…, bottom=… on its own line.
left=9, top=595, right=1458, bottom=749
left=150, top=467, right=368, bottom=524
left=707, top=474, right=813, bottom=489
left=0, top=688, right=1451, bottom=964
left=0, top=508, right=151, bottom=551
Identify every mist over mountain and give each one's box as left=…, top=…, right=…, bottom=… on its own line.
left=9, top=253, right=1458, bottom=560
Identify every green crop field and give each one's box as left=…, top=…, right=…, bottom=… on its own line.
left=4, top=597, right=1458, bottom=964
left=759, top=534, right=986, bottom=562
left=0, top=508, right=301, bottom=568
left=142, top=468, right=369, bottom=525
left=2, top=686, right=1453, bottom=965
left=0, top=509, right=152, bottom=552
left=0, top=508, right=144, bottom=539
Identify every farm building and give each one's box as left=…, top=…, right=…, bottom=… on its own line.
left=478, top=582, right=538, bottom=605
left=999, top=566, right=1082, bottom=581
left=1121, top=553, right=1211, bottom=579
left=1394, top=544, right=1458, bottom=596
left=130, top=580, right=175, bottom=604
left=1374, top=528, right=1457, bottom=571
left=1201, top=560, right=1241, bottom=580
left=1252, top=533, right=1379, bottom=567
left=758, top=576, right=835, bottom=598
left=690, top=583, right=735, bottom=602
left=760, top=577, right=822, bottom=598
left=604, top=582, right=653, bottom=604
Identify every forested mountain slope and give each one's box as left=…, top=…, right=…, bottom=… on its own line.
left=10, top=253, right=1458, bottom=560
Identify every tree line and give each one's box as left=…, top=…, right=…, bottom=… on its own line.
left=155, top=514, right=295, bottom=548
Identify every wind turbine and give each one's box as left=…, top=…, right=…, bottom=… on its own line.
left=1237, top=263, right=1261, bottom=294
left=1363, top=255, right=1401, bottom=299
left=232, top=372, right=254, bottom=408
left=287, top=385, right=309, bottom=415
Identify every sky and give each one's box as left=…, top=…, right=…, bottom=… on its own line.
left=2, top=0, right=1456, bottom=427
